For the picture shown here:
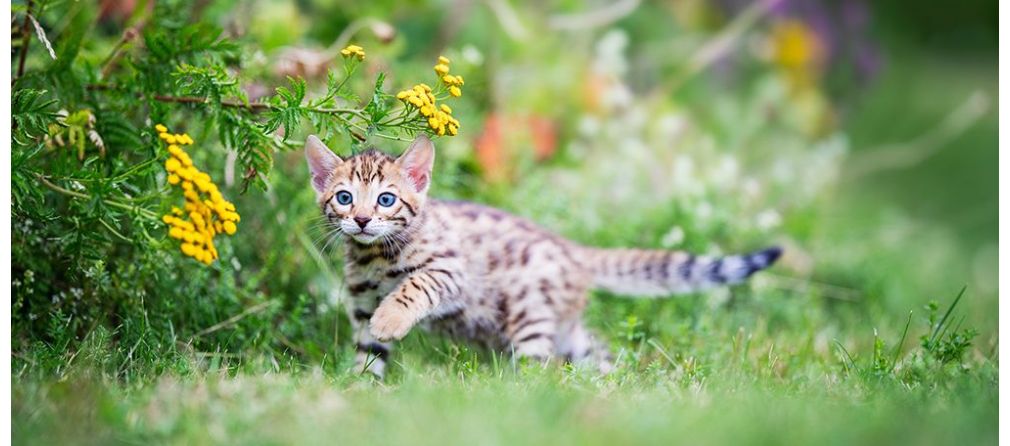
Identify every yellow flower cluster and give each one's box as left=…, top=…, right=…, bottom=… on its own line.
left=340, top=44, right=366, bottom=61
left=395, top=56, right=463, bottom=136
left=156, top=124, right=240, bottom=265
left=433, top=56, right=464, bottom=97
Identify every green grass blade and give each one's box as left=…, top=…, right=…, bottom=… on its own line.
left=930, top=286, right=967, bottom=345
left=890, top=311, right=913, bottom=371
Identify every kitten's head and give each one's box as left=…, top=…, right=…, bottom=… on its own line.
left=305, top=134, right=434, bottom=245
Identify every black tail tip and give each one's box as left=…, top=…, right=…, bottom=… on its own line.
left=751, top=246, right=783, bottom=269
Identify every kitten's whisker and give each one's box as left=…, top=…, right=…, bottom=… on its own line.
left=321, top=231, right=344, bottom=255
left=308, top=224, right=338, bottom=239
left=310, top=226, right=340, bottom=246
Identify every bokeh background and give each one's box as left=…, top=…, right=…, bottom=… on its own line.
left=177, top=0, right=998, bottom=337
left=13, top=0, right=997, bottom=444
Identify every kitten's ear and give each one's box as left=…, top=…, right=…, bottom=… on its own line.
left=396, top=134, right=435, bottom=193
left=304, top=135, right=342, bottom=195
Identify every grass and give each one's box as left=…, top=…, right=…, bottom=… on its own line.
left=12, top=371, right=998, bottom=445
left=13, top=283, right=997, bottom=445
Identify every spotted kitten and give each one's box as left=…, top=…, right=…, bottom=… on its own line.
left=305, top=134, right=781, bottom=378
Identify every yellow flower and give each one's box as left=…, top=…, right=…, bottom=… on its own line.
left=157, top=124, right=239, bottom=265
left=155, top=124, right=168, bottom=133
left=441, top=75, right=464, bottom=87
left=772, top=20, right=818, bottom=69
left=340, top=44, right=366, bottom=61
left=397, top=55, right=466, bottom=138
left=165, top=158, right=181, bottom=172
left=770, top=19, right=824, bottom=89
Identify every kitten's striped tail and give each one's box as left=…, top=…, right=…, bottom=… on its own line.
left=584, top=246, right=782, bottom=296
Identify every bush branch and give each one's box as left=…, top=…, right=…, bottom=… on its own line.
left=15, top=1, right=35, bottom=82
left=35, top=173, right=160, bottom=220
left=86, top=84, right=413, bottom=142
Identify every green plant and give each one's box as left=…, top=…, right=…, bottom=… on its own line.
left=920, top=287, right=978, bottom=365
left=11, top=0, right=470, bottom=374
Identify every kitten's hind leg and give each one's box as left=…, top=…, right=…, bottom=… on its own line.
left=559, top=322, right=614, bottom=374
left=504, top=303, right=558, bottom=362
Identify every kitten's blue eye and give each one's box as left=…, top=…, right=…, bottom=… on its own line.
left=335, top=191, right=353, bottom=205
left=377, top=192, right=397, bottom=207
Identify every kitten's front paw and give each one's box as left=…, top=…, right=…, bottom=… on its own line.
left=369, top=305, right=415, bottom=341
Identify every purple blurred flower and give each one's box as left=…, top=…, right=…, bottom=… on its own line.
left=722, top=0, right=883, bottom=84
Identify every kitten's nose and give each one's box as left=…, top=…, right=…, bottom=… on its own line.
left=353, top=216, right=371, bottom=229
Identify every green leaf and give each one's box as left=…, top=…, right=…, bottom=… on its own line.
left=12, top=88, right=59, bottom=144
left=364, top=72, right=390, bottom=125
left=50, top=2, right=96, bottom=70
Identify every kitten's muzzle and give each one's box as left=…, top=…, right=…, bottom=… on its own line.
left=353, top=216, right=372, bottom=229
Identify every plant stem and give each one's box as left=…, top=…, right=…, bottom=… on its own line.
left=35, top=173, right=160, bottom=220
left=87, top=85, right=409, bottom=142
left=15, top=1, right=35, bottom=82
left=100, top=27, right=141, bottom=80
left=90, top=84, right=364, bottom=116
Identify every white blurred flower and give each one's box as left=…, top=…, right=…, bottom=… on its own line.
left=656, top=113, right=689, bottom=142
left=625, top=107, right=648, bottom=132
left=602, top=83, right=633, bottom=110
left=661, top=226, right=686, bottom=248
left=621, top=137, right=650, bottom=160
left=577, top=116, right=601, bottom=137
left=695, top=201, right=713, bottom=222
left=754, top=209, right=782, bottom=230
left=797, top=134, right=847, bottom=198
left=671, top=155, right=702, bottom=196
left=710, top=154, right=740, bottom=188
left=462, top=44, right=484, bottom=65
left=707, top=286, right=731, bottom=309
left=741, top=178, right=762, bottom=199
left=593, top=30, right=629, bottom=77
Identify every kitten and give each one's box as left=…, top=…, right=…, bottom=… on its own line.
left=305, top=134, right=781, bottom=378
